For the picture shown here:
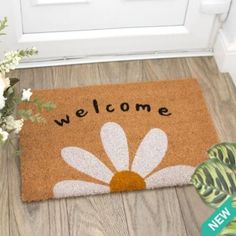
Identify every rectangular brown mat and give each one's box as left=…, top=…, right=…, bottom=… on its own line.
left=20, top=79, right=219, bottom=202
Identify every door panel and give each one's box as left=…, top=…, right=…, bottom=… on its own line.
left=21, top=0, right=189, bottom=33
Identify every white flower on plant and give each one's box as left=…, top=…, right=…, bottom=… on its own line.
left=0, top=127, right=9, bottom=142
left=0, top=51, right=21, bottom=73
left=0, top=72, right=10, bottom=91
left=32, top=47, right=37, bottom=52
left=14, top=119, right=24, bottom=134
left=0, top=73, right=9, bottom=110
left=0, top=48, right=38, bottom=74
left=4, top=51, right=21, bottom=65
left=0, top=76, right=4, bottom=93
left=0, top=94, right=6, bottom=110
left=3, top=78, right=10, bottom=90
left=22, top=88, right=32, bottom=101
left=4, top=115, right=24, bottom=134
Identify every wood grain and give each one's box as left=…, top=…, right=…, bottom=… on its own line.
left=0, top=57, right=235, bottom=236
left=122, top=188, right=188, bottom=236
left=0, top=149, right=9, bottom=236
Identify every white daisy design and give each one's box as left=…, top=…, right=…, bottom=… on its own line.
left=53, top=122, right=195, bottom=198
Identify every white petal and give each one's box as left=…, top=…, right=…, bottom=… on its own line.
left=61, top=147, right=113, bottom=183
left=53, top=180, right=109, bottom=198
left=145, top=165, right=195, bottom=189
left=131, top=128, right=168, bottom=177
left=100, top=122, right=129, bottom=171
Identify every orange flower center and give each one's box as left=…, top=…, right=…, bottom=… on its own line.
left=109, top=171, right=146, bottom=192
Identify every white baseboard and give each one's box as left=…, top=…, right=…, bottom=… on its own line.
left=214, top=30, right=236, bottom=86
left=17, top=50, right=213, bottom=69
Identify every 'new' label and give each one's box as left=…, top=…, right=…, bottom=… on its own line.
left=202, top=197, right=236, bottom=236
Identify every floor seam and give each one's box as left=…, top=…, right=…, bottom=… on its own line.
left=175, top=188, right=190, bottom=236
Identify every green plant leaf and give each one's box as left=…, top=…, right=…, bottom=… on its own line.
left=1, top=87, right=18, bottom=116
left=41, top=101, right=57, bottom=111
left=219, top=218, right=236, bottom=236
left=29, top=113, right=46, bottom=123
left=18, top=48, right=38, bottom=57
left=9, top=78, right=20, bottom=87
left=17, top=109, right=33, bottom=120
left=0, top=17, right=7, bottom=34
left=17, top=109, right=46, bottom=123
left=208, top=143, right=236, bottom=167
left=4, top=86, right=14, bottom=96
left=32, top=97, right=56, bottom=112
left=191, top=159, right=236, bottom=208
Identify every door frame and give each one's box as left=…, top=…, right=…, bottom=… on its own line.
left=1, top=0, right=218, bottom=68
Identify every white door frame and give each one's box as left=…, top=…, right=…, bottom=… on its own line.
left=0, top=0, right=219, bottom=68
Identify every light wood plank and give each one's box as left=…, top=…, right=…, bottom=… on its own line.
left=123, top=188, right=188, bottom=236
left=176, top=186, right=213, bottom=236
left=97, top=61, right=143, bottom=84
left=66, top=194, right=129, bottom=236
left=8, top=156, right=70, bottom=236
left=186, top=57, right=236, bottom=141
left=143, top=58, right=191, bottom=81
left=7, top=145, right=35, bottom=236
left=0, top=148, right=9, bottom=236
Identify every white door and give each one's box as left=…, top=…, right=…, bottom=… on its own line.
left=0, top=0, right=221, bottom=66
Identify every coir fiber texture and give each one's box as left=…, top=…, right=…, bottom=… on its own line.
left=20, top=79, right=219, bottom=202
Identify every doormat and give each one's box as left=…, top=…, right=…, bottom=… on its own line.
left=20, top=79, right=219, bottom=202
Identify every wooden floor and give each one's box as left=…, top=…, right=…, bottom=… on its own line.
left=0, top=57, right=236, bottom=236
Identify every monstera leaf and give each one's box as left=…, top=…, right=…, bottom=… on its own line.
left=191, top=159, right=236, bottom=208
left=208, top=143, right=236, bottom=167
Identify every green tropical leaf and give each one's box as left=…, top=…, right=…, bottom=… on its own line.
left=191, top=159, right=236, bottom=208
left=208, top=143, right=236, bottom=167
left=219, top=218, right=236, bottom=236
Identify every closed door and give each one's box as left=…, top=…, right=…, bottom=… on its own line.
left=1, top=0, right=219, bottom=64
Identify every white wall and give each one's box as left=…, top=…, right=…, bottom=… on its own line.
left=222, top=1, right=236, bottom=44
left=214, top=1, right=236, bottom=86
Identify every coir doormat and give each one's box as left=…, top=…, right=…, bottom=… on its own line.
left=20, top=79, right=219, bottom=202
